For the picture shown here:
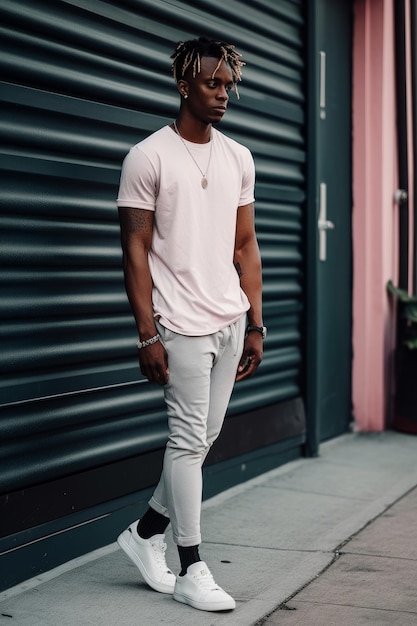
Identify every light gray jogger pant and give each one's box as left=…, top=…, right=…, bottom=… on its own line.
left=149, top=315, right=246, bottom=546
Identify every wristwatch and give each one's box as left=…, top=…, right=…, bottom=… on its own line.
left=246, top=325, right=267, bottom=339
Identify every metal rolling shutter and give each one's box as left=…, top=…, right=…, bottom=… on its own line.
left=0, top=1, right=305, bottom=497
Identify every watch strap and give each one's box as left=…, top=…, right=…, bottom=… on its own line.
left=246, top=325, right=266, bottom=338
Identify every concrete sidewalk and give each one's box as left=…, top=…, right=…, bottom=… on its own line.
left=261, top=484, right=417, bottom=625
left=1, top=431, right=417, bottom=625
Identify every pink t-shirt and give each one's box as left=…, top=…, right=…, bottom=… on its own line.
left=117, top=125, right=255, bottom=335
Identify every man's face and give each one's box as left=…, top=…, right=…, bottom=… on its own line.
left=181, top=56, right=234, bottom=124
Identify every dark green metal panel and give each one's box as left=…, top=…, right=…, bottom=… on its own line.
left=306, top=0, right=352, bottom=447
left=0, top=0, right=306, bottom=496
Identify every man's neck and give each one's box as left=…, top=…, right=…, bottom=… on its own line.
left=174, top=115, right=212, bottom=144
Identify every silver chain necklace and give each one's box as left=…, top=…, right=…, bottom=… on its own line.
left=173, top=121, right=213, bottom=189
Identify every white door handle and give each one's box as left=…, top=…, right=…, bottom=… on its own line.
left=318, top=219, right=335, bottom=231
left=318, top=183, right=335, bottom=261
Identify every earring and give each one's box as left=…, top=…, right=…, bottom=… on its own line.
left=183, top=93, right=188, bottom=99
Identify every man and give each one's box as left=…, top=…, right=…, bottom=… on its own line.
left=116, top=37, right=265, bottom=612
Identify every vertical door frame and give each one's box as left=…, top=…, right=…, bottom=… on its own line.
left=305, top=0, right=321, bottom=457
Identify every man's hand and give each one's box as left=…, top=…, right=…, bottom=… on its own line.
left=235, top=332, right=263, bottom=382
left=138, top=341, right=169, bottom=386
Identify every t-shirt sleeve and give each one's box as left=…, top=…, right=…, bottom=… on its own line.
left=117, top=145, right=157, bottom=211
left=239, top=148, right=256, bottom=207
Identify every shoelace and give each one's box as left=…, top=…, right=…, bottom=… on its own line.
left=192, top=568, right=220, bottom=590
left=150, top=538, right=171, bottom=572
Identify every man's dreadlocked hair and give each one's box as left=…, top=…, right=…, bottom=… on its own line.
left=171, top=37, right=245, bottom=98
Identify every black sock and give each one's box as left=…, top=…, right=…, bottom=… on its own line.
left=137, top=507, right=170, bottom=539
left=178, top=545, right=201, bottom=576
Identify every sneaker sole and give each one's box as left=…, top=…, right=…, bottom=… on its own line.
left=173, top=590, right=236, bottom=612
left=117, top=530, right=175, bottom=594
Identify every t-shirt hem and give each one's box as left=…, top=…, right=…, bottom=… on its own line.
left=117, top=200, right=155, bottom=210
left=156, top=310, right=248, bottom=336
left=238, top=195, right=256, bottom=206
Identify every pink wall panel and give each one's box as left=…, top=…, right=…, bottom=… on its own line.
left=352, top=0, right=398, bottom=430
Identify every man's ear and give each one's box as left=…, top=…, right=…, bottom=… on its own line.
left=177, top=79, right=189, bottom=99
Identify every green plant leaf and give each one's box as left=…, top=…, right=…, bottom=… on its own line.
left=405, top=337, right=417, bottom=350
left=404, top=303, right=417, bottom=323
left=387, top=280, right=417, bottom=303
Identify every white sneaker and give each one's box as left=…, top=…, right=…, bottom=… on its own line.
left=117, top=521, right=176, bottom=594
left=173, top=561, right=236, bottom=612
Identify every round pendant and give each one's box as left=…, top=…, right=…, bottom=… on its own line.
left=201, top=177, right=208, bottom=189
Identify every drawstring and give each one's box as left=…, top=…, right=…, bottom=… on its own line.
left=215, top=316, right=244, bottom=362
left=230, top=320, right=239, bottom=356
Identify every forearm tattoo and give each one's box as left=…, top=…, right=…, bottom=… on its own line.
left=118, top=208, right=153, bottom=234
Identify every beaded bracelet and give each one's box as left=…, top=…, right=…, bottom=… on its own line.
left=136, top=334, right=160, bottom=350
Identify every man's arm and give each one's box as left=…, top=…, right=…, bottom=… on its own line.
left=234, top=202, right=263, bottom=382
left=118, top=207, right=169, bottom=385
